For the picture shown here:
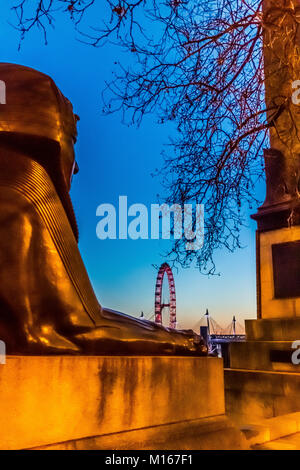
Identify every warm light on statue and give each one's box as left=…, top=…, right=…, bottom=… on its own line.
left=0, top=63, right=207, bottom=356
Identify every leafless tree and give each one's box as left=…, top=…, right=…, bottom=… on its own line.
left=11, top=0, right=298, bottom=274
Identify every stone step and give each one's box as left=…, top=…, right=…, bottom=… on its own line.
left=225, top=368, right=300, bottom=419
left=229, top=340, right=300, bottom=372
left=246, top=318, right=300, bottom=341
left=32, top=415, right=249, bottom=450
left=254, top=431, right=300, bottom=450
left=237, top=412, right=300, bottom=447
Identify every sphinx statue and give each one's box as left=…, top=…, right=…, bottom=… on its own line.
left=0, top=63, right=207, bottom=356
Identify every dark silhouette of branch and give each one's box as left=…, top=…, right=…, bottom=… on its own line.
left=9, top=0, right=300, bottom=273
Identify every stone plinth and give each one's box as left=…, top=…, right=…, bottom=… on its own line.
left=225, top=224, right=300, bottom=421
left=0, top=355, right=246, bottom=450
left=225, top=317, right=300, bottom=421
left=225, top=368, right=300, bottom=421
left=246, top=318, right=300, bottom=341
left=257, top=226, right=300, bottom=319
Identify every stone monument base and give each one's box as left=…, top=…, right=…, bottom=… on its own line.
left=0, top=356, right=247, bottom=450
left=256, top=226, right=300, bottom=319
left=225, top=318, right=300, bottom=421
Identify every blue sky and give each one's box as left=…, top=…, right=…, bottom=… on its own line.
left=0, top=4, right=265, bottom=330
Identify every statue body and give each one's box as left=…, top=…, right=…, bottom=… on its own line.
left=0, top=63, right=206, bottom=355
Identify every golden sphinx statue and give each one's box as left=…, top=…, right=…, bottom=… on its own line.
left=0, top=63, right=206, bottom=356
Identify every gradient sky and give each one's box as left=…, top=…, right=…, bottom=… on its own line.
left=0, top=3, right=266, bottom=330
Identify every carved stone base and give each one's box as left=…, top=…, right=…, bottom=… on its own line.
left=256, top=225, right=300, bottom=318
left=225, top=367, right=300, bottom=421
left=0, top=355, right=247, bottom=450
left=225, top=317, right=300, bottom=421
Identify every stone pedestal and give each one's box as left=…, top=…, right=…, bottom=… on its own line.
left=256, top=225, right=300, bottom=319
left=224, top=0, right=300, bottom=428
left=224, top=150, right=300, bottom=421
left=225, top=230, right=300, bottom=421
left=225, top=212, right=300, bottom=421
left=225, top=226, right=300, bottom=420
left=0, top=356, right=247, bottom=450
left=225, top=318, right=300, bottom=421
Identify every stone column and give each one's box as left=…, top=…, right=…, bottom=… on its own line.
left=225, top=1, right=300, bottom=423
left=252, top=0, right=300, bottom=318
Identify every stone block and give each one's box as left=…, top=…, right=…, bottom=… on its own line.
left=258, top=226, right=300, bottom=319
left=245, top=318, right=300, bottom=341
left=225, top=368, right=300, bottom=420
left=0, top=355, right=229, bottom=450
left=229, top=340, right=300, bottom=372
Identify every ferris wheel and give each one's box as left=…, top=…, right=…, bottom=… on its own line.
left=154, top=263, right=176, bottom=329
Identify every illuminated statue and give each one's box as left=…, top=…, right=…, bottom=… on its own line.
left=0, top=63, right=206, bottom=355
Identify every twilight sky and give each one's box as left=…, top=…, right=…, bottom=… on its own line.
left=0, top=3, right=265, bottom=330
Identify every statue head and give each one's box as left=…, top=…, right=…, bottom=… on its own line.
left=0, top=63, right=79, bottom=191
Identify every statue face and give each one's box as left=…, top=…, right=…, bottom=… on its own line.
left=0, top=63, right=80, bottom=191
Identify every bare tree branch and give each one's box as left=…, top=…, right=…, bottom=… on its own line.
left=9, top=0, right=300, bottom=273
